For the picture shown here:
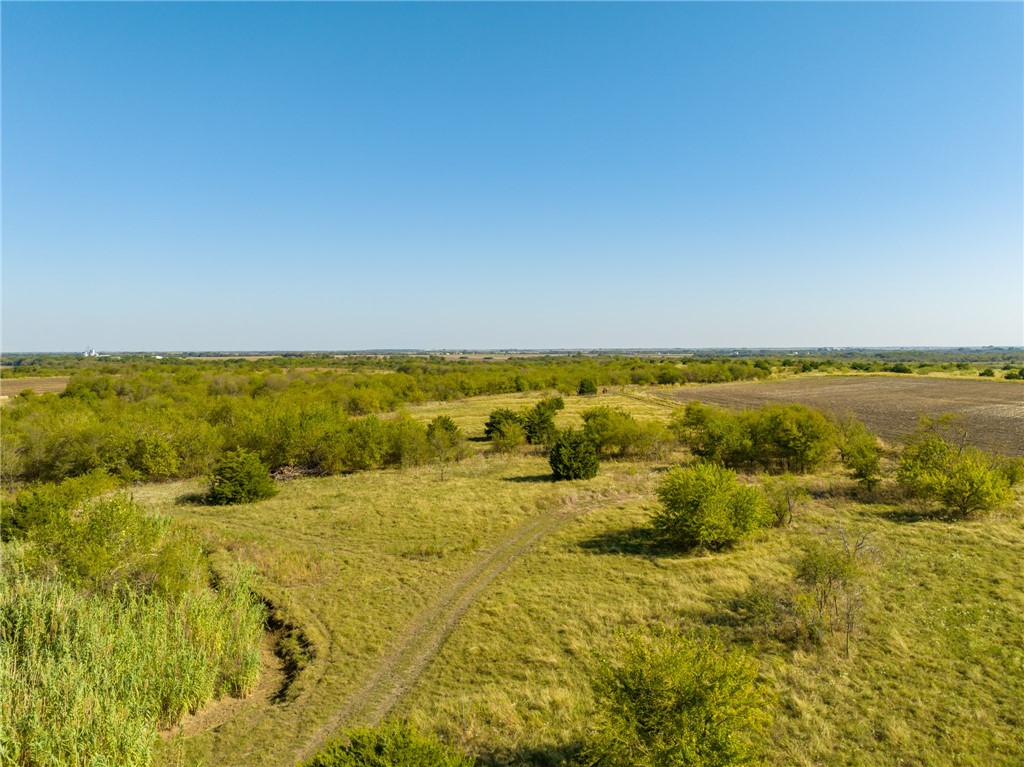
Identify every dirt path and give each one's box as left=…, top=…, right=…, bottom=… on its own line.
left=292, top=492, right=636, bottom=764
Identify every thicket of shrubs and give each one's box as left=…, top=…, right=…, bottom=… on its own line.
left=0, top=356, right=776, bottom=489
left=897, top=430, right=1019, bottom=517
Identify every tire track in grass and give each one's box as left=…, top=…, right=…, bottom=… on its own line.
left=294, top=492, right=640, bottom=764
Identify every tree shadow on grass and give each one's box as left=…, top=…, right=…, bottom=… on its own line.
left=502, top=474, right=554, bottom=483
left=877, top=507, right=955, bottom=524
left=575, top=525, right=678, bottom=557
left=476, top=741, right=587, bottom=767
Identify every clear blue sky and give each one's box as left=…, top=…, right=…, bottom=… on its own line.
left=3, top=2, right=1022, bottom=351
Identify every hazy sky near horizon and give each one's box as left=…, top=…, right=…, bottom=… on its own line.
left=3, top=2, right=1022, bottom=352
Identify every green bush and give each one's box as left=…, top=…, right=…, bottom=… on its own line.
left=484, top=408, right=521, bottom=439
left=577, top=378, right=598, bottom=395
left=305, top=720, right=473, bottom=767
left=586, top=627, right=771, bottom=767
left=837, top=418, right=883, bottom=490
left=206, top=449, right=277, bottom=505
left=673, top=402, right=835, bottom=474
left=522, top=397, right=564, bottom=447
left=897, top=434, right=1013, bottom=517
left=654, top=463, right=770, bottom=550
left=549, top=428, right=599, bottom=481
left=489, top=420, right=526, bottom=455
left=426, top=416, right=469, bottom=479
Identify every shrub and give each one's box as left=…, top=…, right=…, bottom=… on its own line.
left=577, top=378, right=598, bottom=395
left=206, top=449, right=277, bottom=505
left=837, top=419, right=883, bottom=490
left=762, top=473, right=809, bottom=527
left=489, top=420, right=526, bottom=455
left=979, top=368, right=995, bottom=377
left=586, top=627, right=771, bottom=767
left=654, top=463, right=770, bottom=550
left=549, top=428, right=599, bottom=481
left=522, top=397, right=564, bottom=447
left=674, top=402, right=836, bottom=474
left=897, top=434, right=1012, bottom=517
left=484, top=408, right=521, bottom=440
left=305, top=720, right=473, bottom=767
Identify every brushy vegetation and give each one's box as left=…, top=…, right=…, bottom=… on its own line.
left=654, top=462, right=771, bottom=550
left=673, top=402, right=837, bottom=474
left=304, top=720, right=474, bottom=767
left=1, top=357, right=1021, bottom=767
left=897, top=418, right=1020, bottom=517
left=586, top=628, right=771, bottom=767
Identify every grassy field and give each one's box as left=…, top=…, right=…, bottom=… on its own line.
left=124, top=389, right=1023, bottom=767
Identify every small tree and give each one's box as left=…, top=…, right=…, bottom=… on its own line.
left=426, top=416, right=468, bottom=480
left=577, top=378, right=598, bottom=396
left=522, top=397, right=564, bottom=447
left=654, top=463, right=770, bottom=550
left=837, top=418, right=883, bottom=491
left=207, top=449, right=277, bottom=505
left=489, top=420, right=526, bottom=455
left=897, top=431, right=1012, bottom=517
left=763, top=473, right=809, bottom=527
left=586, top=627, right=771, bottom=767
left=549, top=428, right=599, bottom=481
left=484, top=408, right=521, bottom=440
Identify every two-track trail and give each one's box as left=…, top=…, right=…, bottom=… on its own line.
left=293, top=490, right=641, bottom=765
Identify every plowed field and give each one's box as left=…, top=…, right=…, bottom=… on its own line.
left=650, top=375, right=1023, bottom=455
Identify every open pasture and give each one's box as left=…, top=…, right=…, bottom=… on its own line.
left=119, top=389, right=1024, bottom=767
left=649, top=375, right=1024, bottom=455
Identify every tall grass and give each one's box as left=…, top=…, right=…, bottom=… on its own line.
left=0, top=564, right=264, bottom=766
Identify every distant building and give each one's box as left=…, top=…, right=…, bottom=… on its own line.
left=83, top=348, right=99, bottom=357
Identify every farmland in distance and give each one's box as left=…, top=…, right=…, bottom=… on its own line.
left=648, top=375, right=1024, bottom=455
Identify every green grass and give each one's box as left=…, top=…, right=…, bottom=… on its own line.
left=0, top=564, right=264, bottom=767
left=121, top=392, right=1024, bottom=767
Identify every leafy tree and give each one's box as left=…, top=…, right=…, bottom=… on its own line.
left=586, top=627, right=771, bottom=767
left=837, top=418, right=883, bottom=490
left=549, top=428, right=599, bottom=481
left=897, top=432, right=1013, bottom=517
left=426, top=416, right=468, bottom=480
left=763, top=473, right=809, bottom=527
left=577, top=378, right=598, bottom=395
left=484, top=408, right=521, bottom=440
left=206, top=449, right=277, bottom=505
left=489, top=420, right=526, bottom=455
left=654, top=463, right=770, bottom=550
left=305, top=720, right=473, bottom=767
left=522, top=397, right=564, bottom=447
left=671, top=402, right=751, bottom=467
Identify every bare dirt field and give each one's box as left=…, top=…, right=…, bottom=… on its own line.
left=0, top=376, right=70, bottom=398
left=647, top=375, right=1023, bottom=456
